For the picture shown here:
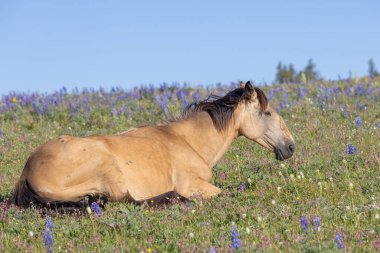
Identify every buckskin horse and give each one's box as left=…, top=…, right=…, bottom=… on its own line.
left=11, top=82, right=295, bottom=207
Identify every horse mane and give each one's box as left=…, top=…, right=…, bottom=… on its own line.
left=183, top=86, right=268, bottom=132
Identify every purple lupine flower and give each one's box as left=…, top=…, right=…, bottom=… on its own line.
left=209, top=247, right=216, bottom=253
left=326, top=87, right=333, bottom=101
left=192, top=90, right=201, bottom=102
left=345, top=87, right=352, bottom=96
left=300, top=216, right=309, bottom=233
left=355, top=84, right=366, bottom=96
left=296, top=86, right=304, bottom=99
left=91, top=202, right=102, bottom=217
left=346, top=144, right=358, bottom=154
left=231, top=225, right=241, bottom=250
left=43, top=230, right=53, bottom=253
left=239, top=183, right=245, bottom=191
left=45, top=216, right=54, bottom=231
left=313, top=216, right=321, bottom=231
left=355, top=116, right=362, bottom=127
left=335, top=232, right=344, bottom=250
left=342, top=105, right=348, bottom=117
left=33, top=102, right=43, bottom=115
left=317, top=96, right=323, bottom=109
left=375, top=122, right=380, bottom=129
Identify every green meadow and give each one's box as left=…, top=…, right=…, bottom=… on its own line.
left=0, top=78, right=379, bottom=252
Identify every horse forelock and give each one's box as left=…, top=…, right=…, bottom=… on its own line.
left=183, top=85, right=268, bottom=131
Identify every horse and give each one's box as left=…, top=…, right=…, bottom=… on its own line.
left=10, top=82, right=295, bottom=207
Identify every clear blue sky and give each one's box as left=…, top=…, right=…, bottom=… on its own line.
left=1, top=0, right=379, bottom=95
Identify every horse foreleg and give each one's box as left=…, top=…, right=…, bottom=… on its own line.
left=175, top=178, right=221, bottom=199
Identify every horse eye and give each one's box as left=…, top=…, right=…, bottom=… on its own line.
left=264, top=111, right=271, bottom=116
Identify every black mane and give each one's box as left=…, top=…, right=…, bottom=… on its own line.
left=183, top=86, right=268, bottom=131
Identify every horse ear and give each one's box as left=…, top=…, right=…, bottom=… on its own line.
left=245, top=81, right=257, bottom=100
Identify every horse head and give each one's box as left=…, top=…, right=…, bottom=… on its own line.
left=237, top=81, right=295, bottom=161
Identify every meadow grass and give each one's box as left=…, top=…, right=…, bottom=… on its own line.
left=0, top=78, right=379, bottom=252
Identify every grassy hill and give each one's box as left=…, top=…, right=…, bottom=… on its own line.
left=0, top=78, right=379, bottom=252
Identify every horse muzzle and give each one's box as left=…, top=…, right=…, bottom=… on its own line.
left=275, top=142, right=295, bottom=161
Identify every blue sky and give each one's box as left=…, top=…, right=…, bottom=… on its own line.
left=1, top=0, right=379, bottom=95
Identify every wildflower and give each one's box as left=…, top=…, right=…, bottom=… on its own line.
left=239, top=183, right=245, bottom=191
left=280, top=163, right=285, bottom=168
left=28, top=231, right=34, bottom=237
left=313, top=216, right=321, bottom=231
left=86, top=206, right=92, bottom=215
left=335, top=232, right=344, bottom=250
left=349, top=182, right=354, bottom=189
left=300, top=216, right=309, bottom=233
left=257, top=216, right=262, bottom=222
left=247, top=178, right=252, bottom=184
left=277, top=186, right=282, bottom=192
left=271, top=199, right=276, bottom=205
left=189, top=232, right=194, bottom=238
left=241, top=213, right=247, bottom=219
left=245, top=227, right=251, bottom=234
left=346, top=144, right=358, bottom=154
left=91, top=202, right=102, bottom=217
left=209, top=247, right=216, bottom=253
left=12, top=97, right=17, bottom=103
left=43, top=230, right=54, bottom=253
left=45, top=216, right=54, bottom=231
left=147, top=247, right=152, bottom=253
left=375, top=214, right=379, bottom=219
left=231, top=225, right=241, bottom=250
left=355, top=116, right=362, bottom=127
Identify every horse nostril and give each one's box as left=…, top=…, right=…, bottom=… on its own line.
left=288, top=144, right=295, bottom=153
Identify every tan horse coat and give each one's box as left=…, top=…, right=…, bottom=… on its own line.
left=11, top=82, right=295, bottom=206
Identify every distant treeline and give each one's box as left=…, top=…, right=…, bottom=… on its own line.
left=275, top=58, right=379, bottom=83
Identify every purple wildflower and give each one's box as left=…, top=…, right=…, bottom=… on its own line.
left=91, top=202, right=102, bottom=217
left=355, top=116, right=362, bottom=127
left=231, top=225, right=241, bottom=250
left=45, top=216, right=54, bottom=231
left=300, top=216, right=309, bottom=233
left=342, top=105, right=348, bottom=117
left=313, top=216, right=321, bottom=230
left=346, top=144, right=358, bottom=154
left=209, top=247, right=216, bottom=253
left=239, top=183, right=245, bottom=191
left=43, top=230, right=53, bottom=253
left=345, top=87, right=352, bottom=96
left=335, top=232, right=344, bottom=250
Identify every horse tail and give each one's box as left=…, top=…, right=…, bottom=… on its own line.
left=9, top=160, right=47, bottom=207
left=9, top=177, right=46, bottom=207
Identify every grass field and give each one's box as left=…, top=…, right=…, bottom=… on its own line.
left=0, top=78, right=379, bottom=252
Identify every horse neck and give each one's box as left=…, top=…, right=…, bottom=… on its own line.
left=167, top=111, right=238, bottom=168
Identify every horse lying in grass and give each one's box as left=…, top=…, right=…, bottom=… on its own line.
left=11, top=82, right=295, bottom=207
